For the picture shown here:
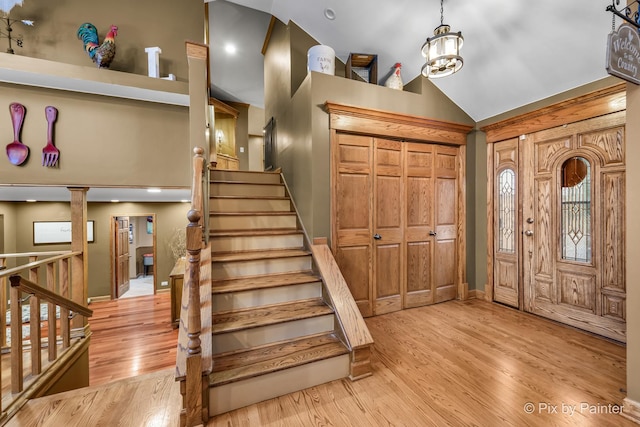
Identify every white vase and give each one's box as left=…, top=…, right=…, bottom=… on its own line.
left=307, top=45, right=335, bottom=75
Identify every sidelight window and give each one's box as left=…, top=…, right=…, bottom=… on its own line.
left=498, top=168, right=516, bottom=253
left=561, top=156, right=592, bottom=263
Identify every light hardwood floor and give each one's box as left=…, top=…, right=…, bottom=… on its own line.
left=7, top=296, right=634, bottom=426
left=88, top=292, right=177, bottom=386
left=211, top=299, right=632, bottom=426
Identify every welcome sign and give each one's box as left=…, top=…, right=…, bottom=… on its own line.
left=607, top=23, right=640, bottom=84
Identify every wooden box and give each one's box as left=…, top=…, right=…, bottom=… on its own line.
left=346, top=53, right=378, bottom=84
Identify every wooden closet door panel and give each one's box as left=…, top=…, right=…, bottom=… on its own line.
left=373, top=138, right=403, bottom=315
left=404, top=143, right=435, bottom=308
left=434, top=147, right=458, bottom=303
left=334, top=133, right=374, bottom=316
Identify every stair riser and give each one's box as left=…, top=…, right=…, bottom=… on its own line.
left=211, top=234, right=304, bottom=253
left=213, top=282, right=322, bottom=313
left=210, top=198, right=291, bottom=213
left=211, top=183, right=285, bottom=197
left=209, top=354, right=350, bottom=415
left=212, top=314, right=335, bottom=354
left=212, top=256, right=312, bottom=280
left=211, top=170, right=281, bottom=184
left=210, top=214, right=297, bottom=230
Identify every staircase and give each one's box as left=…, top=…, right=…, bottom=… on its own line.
left=207, top=169, right=351, bottom=415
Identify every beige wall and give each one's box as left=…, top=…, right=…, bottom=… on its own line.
left=264, top=19, right=473, bottom=245
left=7, top=0, right=203, bottom=82
left=0, top=83, right=191, bottom=188
left=0, top=200, right=188, bottom=298
left=625, top=82, right=640, bottom=408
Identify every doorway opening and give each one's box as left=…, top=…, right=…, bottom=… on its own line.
left=111, top=214, right=157, bottom=299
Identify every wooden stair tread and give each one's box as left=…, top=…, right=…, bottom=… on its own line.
left=212, top=271, right=322, bottom=294
left=211, top=195, right=290, bottom=200
left=211, top=211, right=295, bottom=216
left=212, top=298, right=333, bottom=334
left=211, top=248, right=310, bottom=262
left=211, top=180, right=282, bottom=186
left=209, top=229, right=302, bottom=237
left=210, top=333, right=347, bottom=386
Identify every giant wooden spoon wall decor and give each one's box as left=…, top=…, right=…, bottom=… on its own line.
left=6, top=102, right=29, bottom=166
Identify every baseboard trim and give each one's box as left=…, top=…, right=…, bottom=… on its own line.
left=157, top=288, right=170, bottom=294
left=468, top=289, right=486, bottom=300
left=87, top=295, right=111, bottom=304
left=623, top=397, right=640, bottom=424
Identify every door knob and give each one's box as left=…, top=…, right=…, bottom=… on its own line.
left=373, top=234, right=382, bottom=240
left=429, top=230, right=437, bottom=236
left=524, top=230, right=534, bottom=236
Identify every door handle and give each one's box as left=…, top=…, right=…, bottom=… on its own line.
left=373, top=234, right=382, bottom=240
left=429, top=230, right=437, bottom=236
left=524, top=230, right=534, bottom=236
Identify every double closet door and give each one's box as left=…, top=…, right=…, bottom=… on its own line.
left=491, top=111, right=626, bottom=342
left=332, top=133, right=460, bottom=317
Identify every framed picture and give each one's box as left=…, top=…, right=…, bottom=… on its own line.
left=33, top=221, right=95, bottom=245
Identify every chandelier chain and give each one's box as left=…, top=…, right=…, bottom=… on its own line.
left=440, top=0, right=444, bottom=25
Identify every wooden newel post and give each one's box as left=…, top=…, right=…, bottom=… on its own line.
left=185, top=208, right=204, bottom=426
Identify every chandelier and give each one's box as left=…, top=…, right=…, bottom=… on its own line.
left=421, top=0, right=463, bottom=78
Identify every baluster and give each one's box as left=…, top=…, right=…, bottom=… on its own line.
left=29, top=256, right=41, bottom=374
left=9, top=276, right=23, bottom=393
left=1, top=257, right=7, bottom=348
left=46, top=261, right=57, bottom=361
left=185, top=208, right=203, bottom=426
left=59, top=258, right=70, bottom=349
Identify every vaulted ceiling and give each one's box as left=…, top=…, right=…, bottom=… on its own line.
left=208, top=0, right=617, bottom=122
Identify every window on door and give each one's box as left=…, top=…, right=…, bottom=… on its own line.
left=498, top=168, right=516, bottom=254
left=560, top=156, right=592, bottom=263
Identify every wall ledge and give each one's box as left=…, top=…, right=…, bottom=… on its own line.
left=0, top=53, right=189, bottom=106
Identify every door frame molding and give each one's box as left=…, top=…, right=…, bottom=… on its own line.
left=483, top=83, right=626, bottom=302
left=326, top=102, right=472, bottom=302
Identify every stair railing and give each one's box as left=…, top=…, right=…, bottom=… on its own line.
left=0, top=251, right=92, bottom=422
left=176, top=147, right=211, bottom=426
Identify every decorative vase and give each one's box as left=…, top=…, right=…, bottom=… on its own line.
left=307, top=45, right=335, bottom=75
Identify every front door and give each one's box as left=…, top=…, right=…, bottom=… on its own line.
left=115, top=216, right=130, bottom=298
left=492, top=111, right=626, bottom=342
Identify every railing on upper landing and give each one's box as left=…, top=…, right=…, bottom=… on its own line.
left=0, top=251, right=93, bottom=424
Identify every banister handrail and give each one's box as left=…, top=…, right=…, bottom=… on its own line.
left=0, top=251, right=79, bottom=278
left=310, top=240, right=374, bottom=350
left=9, top=276, right=92, bottom=318
left=0, top=251, right=71, bottom=259
left=176, top=145, right=208, bottom=426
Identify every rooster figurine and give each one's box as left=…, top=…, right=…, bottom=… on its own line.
left=77, top=23, right=117, bottom=68
left=384, top=62, right=403, bottom=90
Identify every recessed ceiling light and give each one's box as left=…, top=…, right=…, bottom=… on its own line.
left=324, top=8, right=336, bottom=20
left=181, top=199, right=190, bottom=203
left=111, top=199, right=120, bottom=203
left=26, top=199, right=36, bottom=202
left=147, top=188, right=162, bottom=193
left=224, top=43, right=237, bottom=54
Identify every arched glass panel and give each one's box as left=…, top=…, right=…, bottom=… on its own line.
left=561, top=157, right=592, bottom=262
left=498, top=168, right=515, bottom=253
